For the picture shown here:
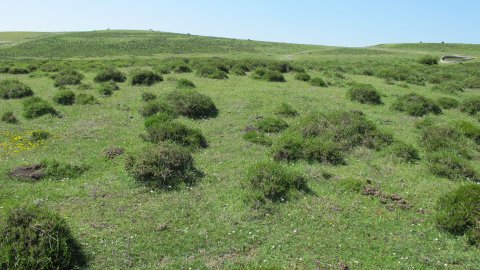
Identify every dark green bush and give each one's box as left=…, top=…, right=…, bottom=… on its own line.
left=144, top=112, right=176, bottom=128
left=460, top=96, right=480, bottom=115
left=246, top=161, right=308, bottom=203
left=243, top=130, right=272, bottom=146
left=196, top=66, right=228, bottom=79
left=251, top=68, right=286, bottom=82
left=231, top=65, right=247, bottom=76
left=177, top=78, right=196, bottom=88
left=23, top=97, right=58, bottom=119
left=271, top=133, right=305, bottom=162
left=392, top=93, right=442, bottom=117
left=7, top=67, right=30, bottom=74
left=30, top=130, right=51, bottom=141
left=456, top=121, right=480, bottom=145
left=256, top=117, right=288, bottom=133
left=76, top=93, right=99, bottom=105
left=173, top=64, right=192, bottom=73
left=0, top=79, right=34, bottom=99
left=166, top=89, right=218, bottom=119
left=130, top=69, right=163, bottom=86
left=141, top=92, right=157, bottom=102
left=98, top=81, right=119, bottom=96
left=94, top=67, right=126, bottom=83
left=143, top=120, right=207, bottom=148
left=428, top=152, right=478, bottom=181
left=53, top=69, right=84, bottom=87
left=347, top=83, right=382, bottom=105
left=294, top=72, right=311, bottom=82
left=53, top=90, right=76, bottom=105
left=419, top=55, right=439, bottom=65
left=274, top=103, right=298, bottom=117
left=309, top=77, right=328, bottom=87
left=436, top=184, right=480, bottom=246
left=0, top=205, right=86, bottom=270
left=1, top=111, right=18, bottom=124
left=388, top=141, right=420, bottom=163
left=139, top=100, right=177, bottom=118
left=125, top=143, right=200, bottom=188
left=301, top=138, right=345, bottom=165
left=437, top=97, right=460, bottom=109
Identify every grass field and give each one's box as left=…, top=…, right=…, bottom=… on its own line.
left=1, top=31, right=480, bottom=269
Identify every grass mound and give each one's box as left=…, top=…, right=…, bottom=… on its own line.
left=22, top=97, right=58, bottom=119
left=460, top=96, right=480, bottom=115
left=309, top=77, right=328, bottom=87
left=456, top=121, right=480, bottom=145
left=141, top=92, right=157, bottom=102
left=53, top=69, right=84, bottom=87
left=93, top=67, right=126, bottom=83
left=125, top=143, right=200, bottom=189
left=392, top=93, right=442, bottom=116
left=256, top=117, right=289, bottom=133
left=419, top=55, right=439, bottom=65
left=243, top=130, right=272, bottom=146
left=130, top=69, right=163, bottom=86
left=431, top=81, right=464, bottom=94
left=143, top=120, right=207, bottom=148
left=0, top=205, right=86, bottom=270
left=53, top=90, right=76, bottom=105
left=251, top=68, right=286, bottom=82
left=274, top=103, right=298, bottom=117
left=0, top=79, right=34, bottom=99
left=437, top=97, right=459, bottom=109
left=294, top=72, right=311, bottom=82
left=387, top=141, right=420, bottom=163
left=98, top=81, right=119, bottom=96
left=76, top=93, right=99, bottom=105
left=347, top=83, right=382, bottom=105
left=166, top=89, right=218, bottom=119
left=428, top=152, right=478, bottom=181
left=177, top=78, right=195, bottom=89
left=420, top=124, right=473, bottom=158
left=436, top=184, right=480, bottom=246
left=196, top=66, right=228, bottom=79
left=139, top=100, right=177, bottom=118
left=173, top=64, right=192, bottom=74
left=1, top=111, right=18, bottom=124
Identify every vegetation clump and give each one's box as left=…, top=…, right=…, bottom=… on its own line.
left=196, top=66, right=228, bottom=79
left=53, top=69, right=84, bottom=87
left=460, top=96, right=480, bottom=115
left=30, top=130, right=51, bottom=141
left=256, top=117, right=289, bottom=133
left=0, top=205, right=86, bottom=270
left=53, top=90, right=76, bottom=105
left=274, top=103, right=298, bottom=117
left=0, top=79, right=34, bottom=99
left=428, top=152, right=478, bottom=181
left=294, top=72, right=311, bottom=82
left=76, top=93, right=99, bottom=105
left=420, top=124, right=473, bottom=158
left=143, top=120, right=207, bottom=148
left=309, top=77, right=328, bottom=87
left=419, top=55, right=439, bottom=65
left=431, top=81, right=465, bottom=94
left=251, top=68, right=286, bottom=82
left=22, top=97, right=58, bottom=119
left=98, top=81, right=119, bottom=96
left=1, top=111, right=18, bottom=124
left=173, top=64, right=192, bottom=73
left=130, top=69, right=163, bottom=86
left=392, top=93, right=442, bottom=116
left=177, top=78, right=196, bottom=88
left=141, top=92, right=157, bottom=102
left=94, top=67, right=126, bottom=83
left=437, top=97, right=459, bottom=109
left=387, top=141, right=420, bottom=163
left=347, top=83, right=382, bottom=105
left=243, top=130, right=272, bottom=146
left=456, top=121, right=480, bottom=145
left=166, top=89, right=218, bottom=119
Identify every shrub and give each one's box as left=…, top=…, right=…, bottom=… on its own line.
left=139, top=100, right=177, bottom=118
left=436, top=184, right=480, bottom=246
left=0, top=205, right=86, bottom=270
left=428, top=152, right=478, bottom=181
left=53, top=69, right=84, bottom=87
left=231, top=65, right=247, bottom=76
left=432, top=81, right=464, bottom=94
left=310, top=77, right=328, bottom=87
left=53, top=90, right=76, bottom=105
left=243, top=130, right=272, bottom=146
left=274, top=103, right=298, bottom=117
left=173, top=64, right=192, bottom=73
left=177, top=78, right=196, bottom=88
left=144, top=112, right=176, bottom=128
left=130, top=69, right=163, bottom=86
left=392, top=93, right=442, bottom=117
left=196, top=66, right=228, bottom=79
left=294, top=72, right=311, bottom=82
left=0, top=79, right=34, bottom=99
left=338, top=178, right=365, bottom=193
left=141, top=92, right=157, bottom=102
left=30, top=130, right=51, bottom=141
left=125, top=143, right=200, bottom=188
left=166, top=89, right=218, bottom=119
left=271, top=133, right=305, bottom=162
left=7, top=67, right=30, bottom=74
left=437, top=97, right=459, bottom=109
left=460, top=96, right=480, bottom=115
left=76, top=93, right=99, bottom=105
left=302, top=138, right=345, bottom=165
left=1, top=111, right=18, bottom=124
left=347, top=83, right=382, bottom=105
left=420, top=124, right=473, bottom=158
left=388, top=141, right=420, bottom=163
left=94, top=67, right=126, bottom=83
left=246, top=161, right=308, bottom=203
left=456, top=121, right=480, bottom=145
left=464, top=76, right=480, bottom=89
left=256, top=117, right=288, bottom=133
left=98, top=81, right=119, bottom=96
left=77, top=83, right=93, bottom=90
left=143, top=120, right=207, bottom=148
left=22, top=97, right=58, bottom=119
left=41, top=159, right=88, bottom=179
left=419, top=55, right=439, bottom=65
left=251, top=68, right=286, bottom=82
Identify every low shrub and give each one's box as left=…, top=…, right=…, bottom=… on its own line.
left=143, top=120, right=207, bottom=148
left=53, top=90, right=76, bottom=105
left=1, top=111, right=18, bottom=124
left=338, top=178, right=365, bottom=193
left=460, top=96, right=480, bottom=115
left=7, top=67, right=30, bottom=74
left=177, top=78, right=196, bottom=88
left=256, top=117, right=288, bottom=133
left=144, top=112, right=176, bottom=128
left=231, top=65, right=247, bottom=76
left=243, top=130, right=272, bottom=146
left=125, top=143, right=200, bottom=188
left=53, top=69, right=84, bottom=87
left=392, top=93, right=442, bottom=116
left=251, top=68, right=286, bottom=82
left=94, top=67, right=126, bottom=83
left=0, top=205, right=86, bottom=270
left=428, top=152, right=478, bottom=181
left=130, top=69, right=163, bottom=86
left=420, top=124, right=473, bottom=158
left=419, top=55, right=439, bottom=65
left=76, top=93, right=99, bottom=105
left=139, top=100, right=177, bottom=118
left=294, top=72, right=311, bottom=82
left=437, top=97, right=459, bottom=109
left=41, top=159, right=88, bottom=179
left=173, top=64, right=192, bottom=73
left=388, top=141, right=420, bottom=163
left=246, top=161, right=308, bottom=203
left=141, top=92, right=157, bottom=102
left=166, top=89, right=218, bottom=119
left=309, top=77, right=328, bottom=87
left=274, top=103, right=298, bottom=117
left=436, top=184, right=480, bottom=246
left=456, top=121, right=480, bottom=145
left=196, top=66, right=228, bottom=79
left=347, top=83, right=382, bottom=105
left=432, top=81, right=465, bottom=94
left=30, top=130, right=51, bottom=141
left=0, top=79, right=34, bottom=99
left=22, top=97, right=58, bottom=119
left=464, top=76, right=480, bottom=89
left=98, top=81, right=119, bottom=96
left=77, top=83, right=93, bottom=90
left=301, top=138, right=346, bottom=165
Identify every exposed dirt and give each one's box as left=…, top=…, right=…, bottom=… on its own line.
left=9, top=164, right=45, bottom=180
left=104, top=147, right=125, bottom=159
left=362, top=185, right=411, bottom=210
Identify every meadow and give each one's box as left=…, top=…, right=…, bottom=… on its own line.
left=1, top=30, right=480, bottom=269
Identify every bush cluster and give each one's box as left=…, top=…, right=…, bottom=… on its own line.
left=76, top=93, right=99, bottom=105
left=23, top=97, right=58, bottom=119
left=98, top=81, right=119, bottom=96
left=274, top=103, right=298, bottom=117
left=166, top=89, right=218, bottom=119
left=347, top=83, right=382, bottom=105
left=53, top=90, right=76, bottom=105
left=294, top=72, right=311, bottom=82
left=139, top=100, right=177, bottom=118
left=256, top=117, right=289, bottom=133
left=53, top=69, right=84, bottom=87
left=387, top=141, right=420, bottom=163
left=94, top=67, right=126, bottom=83
left=177, top=78, right=196, bottom=88
left=419, top=55, right=439, bottom=65
left=0, top=79, right=34, bottom=99
left=143, top=119, right=207, bottom=148
left=130, top=69, right=163, bottom=86
left=251, top=68, right=286, bottom=82
left=437, top=97, right=459, bottom=109
left=460, top=96, right=480, bottom=115
left=141, top=92, right=157, bottom=102
left=309, top=77, right=328, bottom=87
left=1, top=111, right=18, bottom=124
left=392, top=93, right=442, bottom=117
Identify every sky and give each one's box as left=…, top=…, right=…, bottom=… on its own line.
left=0, top=0, right=479, bottom=47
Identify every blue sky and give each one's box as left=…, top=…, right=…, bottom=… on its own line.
left=1, top=0, right=479, bottom=47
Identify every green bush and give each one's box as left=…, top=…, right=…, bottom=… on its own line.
left=456, top=121, right=480, bottom=145
left=77, top=83, right=93, bottom=90
left=428, top=152, right=478, bottom=181
left=130, top=69, right=163, bottom=86
left=420, top=124, right=473, bottom=158
left=144, top=112, right=176, bottom=128
left=256, top=117, right=288, bottom=133
left=196, top=66, right=228, bottom=79
left=53, top=90, right=76, bottom=105
left=294, top=72, right=311, bottom=82
left=139, top=100, right=177, bottom=118
left=347, top=83, right=382, bottom=105
left=0, top=79, right=34, bottom=99
left=30, top=130, right=51, bottom=141
left=431, top=81, right=465, bottom=94
left=243, top=130, right=272, bottom=146
left=173, top=64, right=192, bottom=73
left=7, top=67, right=30, bottom=74
left=166, top=89, right=218, bottom=119
left=177, top=78, right=196, bottom=88
left=23, top=97, right=58, bottom=119
left=310, top=77, right=328, bottom=87
left=388, top=141, right=420, bottom=163
left=0, top=205, right=86, bottom=270
left=301, top=138, right=345, bottom=165
left=76, top=93, right=99, bottom=105
left=437, top=97, right=459, bottom=109
left=41, top=159, right=88, bottom=179
left=98, top=81, right=119, bottom=96
left=436, top=184, right=480, bottom=246
left=338, top=178, right=365, bottom=193
left=231, top=65, right=247, bottom=76
left=460, top=96, right=480, bottom=115
left=1, top=111, right=18, bottom=124
left=53, top=69, right=84, bottom=87
left=251, top=68, right=286, bottom=82
left=392, top=93, right=442, bottom=117
left=125, top=143, right=200, bottom=188
left=143, top=120, right=207, bottom=148
left=94, top=67, right=126, bottom=83
left=141, top=92, right=157, bottom=102
left=246, top=161, right=308, bottom=203
left=464, top=76, right=480, bottom=89
left=274, top=103, right=298, bottom=117
left=419, top=55, right=439, bottom=65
